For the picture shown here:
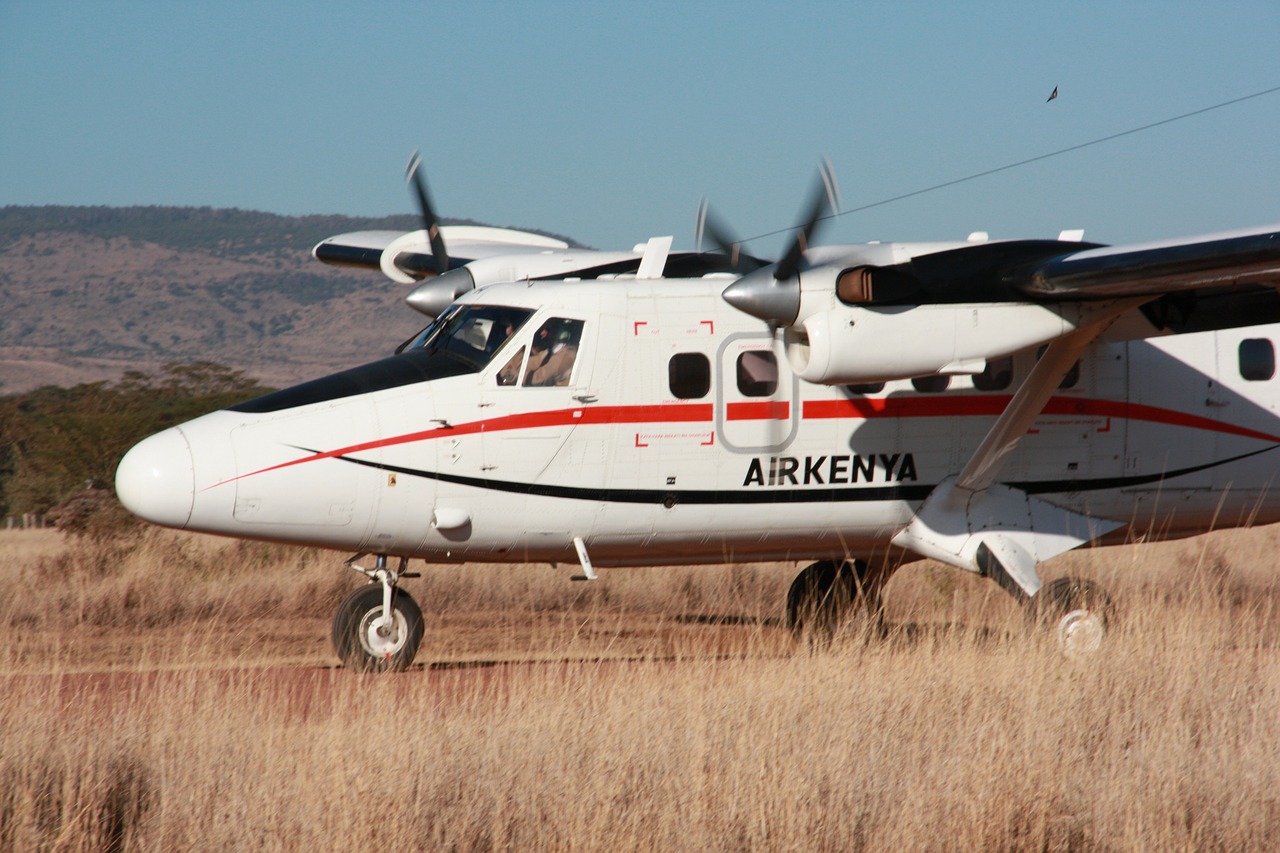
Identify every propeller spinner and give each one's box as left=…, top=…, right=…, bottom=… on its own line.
left=720, top=159, right=841, bottom=326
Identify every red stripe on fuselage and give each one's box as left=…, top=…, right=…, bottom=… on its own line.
left=209, top=394, right=1280, bottom=491
left=802, top=396, right=1280, bottom=444
left=205, top=403, right=714, bottom=490
left=727, top=400, right=790, bottom=420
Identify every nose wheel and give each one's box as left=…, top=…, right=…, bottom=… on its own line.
left=332, top=555, right=424, bottom=672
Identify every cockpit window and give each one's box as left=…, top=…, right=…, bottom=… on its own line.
left=401, top=304, right=534, bottom=371
left=523, top=318, right=585, bottom=386
left=497, top=346, right=525, bottom=386
left=229, top=304, right=535, bottom=414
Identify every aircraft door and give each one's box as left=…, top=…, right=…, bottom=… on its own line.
left=716, top=332, right=799, bottom=454
left=478, top=310, right=602, bottom=486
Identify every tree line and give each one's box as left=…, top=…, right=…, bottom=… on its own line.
left=0, top=362, right=271, bottom=530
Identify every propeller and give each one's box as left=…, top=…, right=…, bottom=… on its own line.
left=720, top=159, right=841, bottom=326
left=399, top=152, right=478, bottom=317
left=405, top=150, right=449, bottom=276
left=695, top=199, right=763, bottom=275
left=775, top=156, right=841, bottom=282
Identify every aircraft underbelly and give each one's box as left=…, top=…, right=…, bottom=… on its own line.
left=584, top=499, right=913, bottom=566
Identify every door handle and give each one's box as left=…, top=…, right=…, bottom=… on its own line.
left=573, top=394, right=598, bottom=404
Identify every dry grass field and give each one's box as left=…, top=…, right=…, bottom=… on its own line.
left=2, top=525, right=1279, bottom=850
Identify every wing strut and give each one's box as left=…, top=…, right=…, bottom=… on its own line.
left=891, top=298, right=1147, bottom=597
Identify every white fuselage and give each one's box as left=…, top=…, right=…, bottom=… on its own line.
left=116, top=277, right=1280, bottom=569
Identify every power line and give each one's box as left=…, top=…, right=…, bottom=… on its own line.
left=748, top=84, right=1280, bottom=244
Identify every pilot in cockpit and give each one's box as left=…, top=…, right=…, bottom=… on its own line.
left=527, top=324, right=580, bottom=386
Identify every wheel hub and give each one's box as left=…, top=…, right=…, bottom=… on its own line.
left=1056, top=608, right=1104, bottom=658
left=359, top=608, right=408, bottom=657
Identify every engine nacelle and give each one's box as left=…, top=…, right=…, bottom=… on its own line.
left=784, top=302, right=1081, bottom=384
left=403, top=250, right=643, bottom=317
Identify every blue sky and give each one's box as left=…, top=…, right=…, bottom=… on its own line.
left=3, top=1, right=1279, bottom=255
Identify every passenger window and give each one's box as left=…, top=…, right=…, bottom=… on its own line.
left=669, top=353, right=711, bottom=399
left=973, top=357, right=1013, bottom=391
left=736, top=351, right=778, bottom=397
left=911, top=375, right=950, bottom=393
left=523, top=318, right=585, bottom=386
left=1239, top=338, right=1275, bottom=381
left=496, top=346, right=525, bottom=386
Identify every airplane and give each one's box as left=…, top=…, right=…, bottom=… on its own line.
left=113, top=155, right=1280, bottom=671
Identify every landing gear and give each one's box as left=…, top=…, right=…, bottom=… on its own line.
left=785, top=559, right=893, bottom=640
left=332, top=554, right=424, bottom=672
left=1029, top=576, right=1114, bottom=658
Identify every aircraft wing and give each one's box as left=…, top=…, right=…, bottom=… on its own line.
left=726, top=223, right=1280, bottom=345
left=1014, top=224, right=1280, bottom=299
left=316, top=226, right=763, bottom=284
left=313, top=225, right=572, bottom=285
left=1012, top=224, right=1280, bottom=338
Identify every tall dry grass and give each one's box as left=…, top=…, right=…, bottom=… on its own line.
left=0, top=528, right=795, bottom=671
left=2, top=526, right=1280, bottom=849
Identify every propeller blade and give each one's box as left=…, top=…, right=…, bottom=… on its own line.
left=720, top=159, right=840, bottom=326
left=695, top=198, right=764, bottom=274
left=694, top=197, right=709, bottom=254
left=701, top=197, right=747, bottom=270
left=774, top=157, right=841, bottom=281
left=405, top=150, right=449, bottom=275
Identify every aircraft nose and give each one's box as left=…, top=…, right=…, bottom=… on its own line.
left=114, top=427, right=196, bottom=528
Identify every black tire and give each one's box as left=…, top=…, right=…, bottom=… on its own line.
left=331, top=584, right=424, bottom=672
left=1031, top=576, right=1113, bottom=624
left=785, top=560, right=883, bottom=640
left=1030, top=576, right=1114, bottom=655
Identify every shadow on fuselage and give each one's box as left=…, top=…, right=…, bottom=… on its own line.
left=828, top=332, right=1280, bottom=539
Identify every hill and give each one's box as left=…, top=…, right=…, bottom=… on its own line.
left=0, top=206, right=577, bottom=393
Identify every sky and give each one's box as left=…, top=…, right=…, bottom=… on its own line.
left=3, top=1, right=1280, bottom=257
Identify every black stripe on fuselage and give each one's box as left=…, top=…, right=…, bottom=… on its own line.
left=312, top=442, right=1280, bottom=506
left=1015, top=442, right=1280, bottom=494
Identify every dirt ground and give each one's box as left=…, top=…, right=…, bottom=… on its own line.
left=5, top=521, right=1279, bottom=677
left=0, top=528, right=803, bottom=675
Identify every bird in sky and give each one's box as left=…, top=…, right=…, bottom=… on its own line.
left=1047, top=85, right=1059, bottom=102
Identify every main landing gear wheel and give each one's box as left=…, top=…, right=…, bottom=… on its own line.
left=1030, top=576, right=1114, bottom=658
left=785, top=559, right=890, bottom=641
left=331, top=585, right=424, bottom=672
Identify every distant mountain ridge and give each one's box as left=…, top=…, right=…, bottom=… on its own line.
left=0, top=205, right=580, bottom=255
left=0, top=205, right=577, bottom=394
